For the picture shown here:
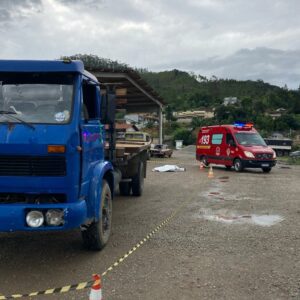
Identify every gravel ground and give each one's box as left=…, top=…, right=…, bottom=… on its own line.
left=0, top=150, right=299, bottom=299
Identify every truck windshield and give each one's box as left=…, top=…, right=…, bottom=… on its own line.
left=235, top=132, right=267, bottom=146
left=0, top=72, right=74, bottom=124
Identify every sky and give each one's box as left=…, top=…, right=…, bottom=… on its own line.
left=1, top=0, right=300, bottom=89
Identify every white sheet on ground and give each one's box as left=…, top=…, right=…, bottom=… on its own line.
left=152, top=165, right=186, bottom=172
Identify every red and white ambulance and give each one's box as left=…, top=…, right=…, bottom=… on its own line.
left=196, top=123, right=277, bottom=172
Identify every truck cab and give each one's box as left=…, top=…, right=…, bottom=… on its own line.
left=0, top=60, right=114, bottom=250
left=196, top=123, right=277, bottom=172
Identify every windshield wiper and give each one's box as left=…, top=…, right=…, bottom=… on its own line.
left=0, top=110, right=35, bottom=130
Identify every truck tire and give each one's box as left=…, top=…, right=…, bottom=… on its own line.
left=119, top=182, right=131, bottom=196
left=132, top=161, right=144, bottom=197
left=262, top=167, right=272, bottom=173
left=233, top=158, right=243, bottom=172
left=82, top=180, right=112, bottom=251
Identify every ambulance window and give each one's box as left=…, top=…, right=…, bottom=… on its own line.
left=212, top=134, right=223, bottom=145
left=226, top=134, right=235, bottom=145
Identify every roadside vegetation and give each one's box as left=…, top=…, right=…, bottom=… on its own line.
left=277, top=156, right=300, bottom=165
left=63, top=54, right=300, bottom=147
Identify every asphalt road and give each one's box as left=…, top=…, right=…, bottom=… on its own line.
left=0, top=150, right=300, bottom=299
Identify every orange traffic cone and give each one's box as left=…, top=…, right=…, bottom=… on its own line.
left=89, top=274, right=102, bottom=300
left=199, top=162, right=204, bottom=170
left=208, top=166, right=214, bottom=178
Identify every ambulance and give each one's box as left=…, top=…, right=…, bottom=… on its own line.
left=196, top=122, right=277, bottom=172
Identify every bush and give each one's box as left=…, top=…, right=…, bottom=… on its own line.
left=173, top=128, right=195, bottom=145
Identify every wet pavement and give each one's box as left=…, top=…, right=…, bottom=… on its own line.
left=0, top=151, right=300, bottom=299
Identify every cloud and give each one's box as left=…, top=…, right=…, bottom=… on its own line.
left=0, top=0, right=300, bottom=88
left=155, top=47, right=300, bottom=88
left=0, top=0, right=42, bottom=24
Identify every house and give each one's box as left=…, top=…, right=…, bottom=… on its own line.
left=223, top=97, right=240, bottom=106
left=174, top=110, right=214, bottom=123
left=125, top=113, right=159, bottom=128
left=265, top=108, right=286, bottom=120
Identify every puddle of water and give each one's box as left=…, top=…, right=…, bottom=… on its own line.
left=200, top=209, right=283, bottom=226
left=251, top=215, right=284, bottom=226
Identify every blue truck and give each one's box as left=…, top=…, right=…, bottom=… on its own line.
left=0, top=60, right=148, bottom=250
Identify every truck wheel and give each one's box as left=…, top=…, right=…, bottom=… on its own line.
left=233, top=158, right=243, bottom=172
left=119, top=182, right=131, bottom=196
left=202, top=156, right=209, bottom=167
left=132, top=161, right=144, bottom=197
left=262, top=167, right=271, bottom=173
left=82, top=180, right=112, bottom=251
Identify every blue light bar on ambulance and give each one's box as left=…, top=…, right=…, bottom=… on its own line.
left=233, top=122, right=254, bottom=129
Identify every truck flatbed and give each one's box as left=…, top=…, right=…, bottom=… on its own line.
left=106, top=141, right=151, bottom=158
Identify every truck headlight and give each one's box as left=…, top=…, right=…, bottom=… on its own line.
left=26, top=211, right=44, bottom=228
left=45, top=209, right=64, bottom=226
left=244, top=151, right=255, bottom=158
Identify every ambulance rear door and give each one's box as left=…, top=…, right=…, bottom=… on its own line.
left=209, top=127, right=228, bottom=165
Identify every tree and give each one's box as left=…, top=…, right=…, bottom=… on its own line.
left=173, top=128, right=194, bottom=145
left=164, top=105, right=176, bottom=122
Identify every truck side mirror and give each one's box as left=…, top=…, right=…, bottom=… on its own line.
left=101, top=92, right=116, bottom=124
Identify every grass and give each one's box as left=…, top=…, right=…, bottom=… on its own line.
left=277, top=156, right=300, bottom=165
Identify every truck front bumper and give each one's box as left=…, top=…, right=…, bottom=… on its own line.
left=0, top=200, right=87, bottom=232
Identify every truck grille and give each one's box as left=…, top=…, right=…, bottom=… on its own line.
left=0, top=193, right=67, bottom=204
left=255, top=153, right=273, bottom=159
left=0, top=156, right=66, bottom=176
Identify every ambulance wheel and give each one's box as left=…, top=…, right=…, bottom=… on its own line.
left=202, top=156, right=209, bottom=167
left=119, top=182, right=131, bottom=196
left=233, top=158, right=243, bottom=172
left=262, top=167, right=271, bottom=173
left=82, top=180, right=112, bottom=251
left=132, top=161, right=144, bottom=197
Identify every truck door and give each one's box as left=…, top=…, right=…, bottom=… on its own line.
left=80, top=80, right=104, bottom=195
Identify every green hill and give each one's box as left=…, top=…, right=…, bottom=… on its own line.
left=140, top=69, right=300, bottom=135
left=63, top=54, right=300, bottom=134
left=141, top=70, right=283, bottom=110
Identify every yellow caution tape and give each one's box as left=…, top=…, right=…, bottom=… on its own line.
left=0, top=196, right=190, bottom=299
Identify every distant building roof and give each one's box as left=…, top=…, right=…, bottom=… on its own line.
left=175, top=110, right=214, bottom=119
left=223, top=97, right=239, bottom=106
